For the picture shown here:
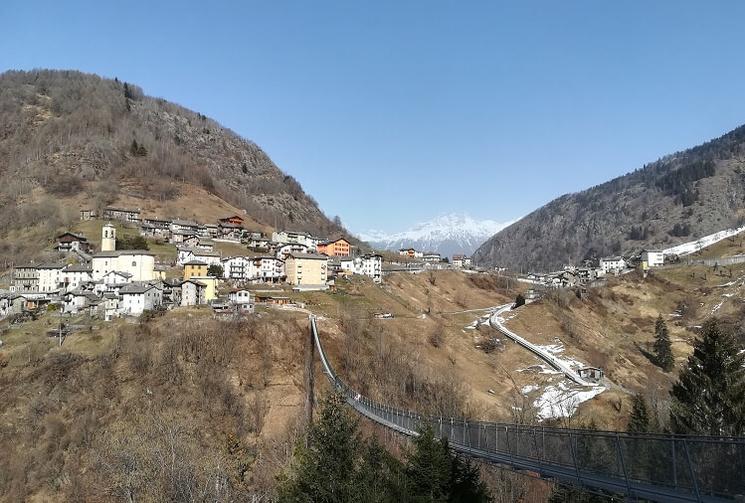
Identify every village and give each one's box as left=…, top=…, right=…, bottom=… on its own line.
left=517, top=249, right=667, bottom=293
left=0, top=207, right=476, bottom=323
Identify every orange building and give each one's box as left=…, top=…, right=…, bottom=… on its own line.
left=183, top=260, right=209, bottom=280
left=317, top=238, right=351, bottom=257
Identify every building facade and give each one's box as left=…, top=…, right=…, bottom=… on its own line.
left=285, top=253, right=328, bottom=287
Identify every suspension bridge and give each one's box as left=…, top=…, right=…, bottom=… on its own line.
left=309, top=315, right=745, bottom=502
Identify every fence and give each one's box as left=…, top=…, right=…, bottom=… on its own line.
left=686, top=254, right=745, bottom=268
left=311, top=316, right=745, bottom=502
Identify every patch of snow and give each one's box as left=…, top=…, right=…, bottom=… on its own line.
left=533, top=381, right=606, bottom=420
left=711, top=301, right=725, bottom=314
left=517, top=364, right=562, bottom=375
left=662, top=226, right=745, bottom=257
left=538, top=343, right=565, bottom=354
left=521, top=385, right=539, bottom=395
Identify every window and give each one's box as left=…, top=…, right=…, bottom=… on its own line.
left=132, top=261, right=137, bottom=267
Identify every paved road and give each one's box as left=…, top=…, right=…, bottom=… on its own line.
left=488, top=304, right=595, bottom=386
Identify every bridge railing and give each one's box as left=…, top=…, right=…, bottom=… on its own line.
left=311, top=316, right=745, bottom=501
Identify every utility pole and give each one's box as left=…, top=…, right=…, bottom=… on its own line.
left=304, top=315, right=315, bottom=430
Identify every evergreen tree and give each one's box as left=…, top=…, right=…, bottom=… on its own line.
left=277, top=394, right=362, bottom=502
left=548, top=485, right=617, bottom=503
left=627, top=393, right=649, bottom=434
left=405, top=427, right=490, bottom=503
left=669, top=318, right=745, bottom=436
left=653, top=315, right=674, bottom=372
left=448, top=455, right=490, bottom=503
left=123, top=82, right=134, bottom=100
left=626, top=394, right=653, bottom=481
left=355, top=439, right=406, bottom=503
left=405, top=427, right=452, bottom=503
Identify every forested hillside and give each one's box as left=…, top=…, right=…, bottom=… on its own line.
left=0, top=70, right=343, bottom=246
left=474, top=125, right=745, bottom=271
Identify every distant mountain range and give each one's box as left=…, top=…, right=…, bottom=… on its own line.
left=359, top=214, right=513, bottom=258
left=473, top=124, right=745, bottom=272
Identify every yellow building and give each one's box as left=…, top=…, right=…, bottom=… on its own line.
left=189, top=276, right=219, bottom=301
left=183, top=260, right=209, bottom=280
left=285, top=253, right=328, bottom=288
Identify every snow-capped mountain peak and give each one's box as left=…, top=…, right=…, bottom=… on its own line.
left=358, top=213, right=513, bottom=257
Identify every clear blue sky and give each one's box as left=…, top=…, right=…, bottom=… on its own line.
left=3, top=1, right=745, bottom=233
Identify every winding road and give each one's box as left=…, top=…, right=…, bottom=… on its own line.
left=488, top=303, right=595, bottom=386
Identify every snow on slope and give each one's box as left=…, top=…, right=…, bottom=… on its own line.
left=662, top=225, right=745, bottom=257
left=359, top=213, right=513, bottom=257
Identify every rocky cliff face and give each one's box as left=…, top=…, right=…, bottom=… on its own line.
left=473, top=125, right=745, bottom=272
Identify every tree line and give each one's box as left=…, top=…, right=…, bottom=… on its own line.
left=278, top=394, right=490, bottom=503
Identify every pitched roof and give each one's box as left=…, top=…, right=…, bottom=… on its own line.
left=103, top=270, right=133, bottom=278
left=288, top=253, right=329, bottom=260
left=94, top=250, right=154, bottom=257
left=64, top=264, right=93, bottom=272
left=183, top=260, right=208, bottom=266
left=182, top=279, right=207, bottom=287
left=171, top=219, right=198, bottom=226
left=193, top=250, right=221, bottom=257
left=105, top=207, right=140, bottom=213
left=120, top=283, right=155, bottom=294
left=56, top=232, right=87, bottom=241
left=37, top=263, right=66, bottom=270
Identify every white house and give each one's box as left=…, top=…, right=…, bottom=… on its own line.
left=229, top=289, right=253, bottom=306
left=271, top=231, right=321, bottom=250
left=91, top=251, right=155, bottom=282
left=170, top=219, right=200, bottom=234
left=340, top=254, right=383, bottom=283
left=422, top=253, right=442, bottom=263
left=176, top=247, right=221, bottom=267
left=599, top=256, right=627, bottom=275
left=229, top=289, right=254, bottom=314
left=101, top=270, right=133, bottom=288
left=642, top=250, right=665, bottom=269
left=37, top=264, right=65, bottom=293
left=119, top=283, right=162, bottom=315
left=221, top=256, right=258, bottom=281
left=61, top=264, right=93, bottom=291
left=253, top=257, right=285, bottom=283
left=275, top=243, right=310, bottom=261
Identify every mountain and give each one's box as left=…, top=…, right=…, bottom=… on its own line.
left=0, top=69, right=345, bottom=262
left=473, top=124, right=745, bottom=272
left=360, top=213, right=512, bottom=257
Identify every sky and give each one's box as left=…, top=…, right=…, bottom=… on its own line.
left=2, top=1, right=745, bottom=234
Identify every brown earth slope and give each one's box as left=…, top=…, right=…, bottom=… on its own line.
left=0, top=69, right=348, bottom=264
